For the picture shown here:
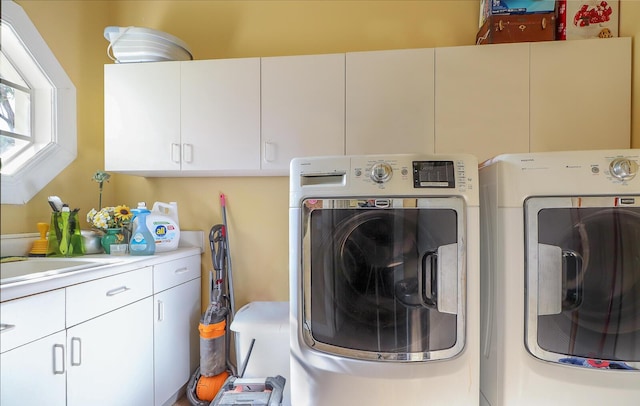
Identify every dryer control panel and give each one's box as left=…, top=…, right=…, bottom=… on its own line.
left=609, top=157, right=638, bottom=181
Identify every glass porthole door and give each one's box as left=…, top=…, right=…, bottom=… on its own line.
left=300, top=197, right=466, bottom=362
left=525, top=196, right=640, bottom=370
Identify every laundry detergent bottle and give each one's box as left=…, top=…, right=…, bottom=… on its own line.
left=129, top=202, right=155, bottom=256
left=148, top=201, right=181, bottom=252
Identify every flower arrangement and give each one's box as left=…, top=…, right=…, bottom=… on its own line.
left=87, top=170, right=133, bottom=233
left=86, top=205, right=133, bottom=232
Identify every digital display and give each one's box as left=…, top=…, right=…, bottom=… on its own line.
left=412, top=161, right=455, bottom=188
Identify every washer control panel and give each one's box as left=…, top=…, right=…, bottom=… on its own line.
left=350, top=157, right=469, bottom=190
left=291, top=154, right=479, bottom=204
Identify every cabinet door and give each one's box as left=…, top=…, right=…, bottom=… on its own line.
left=434, top=43, right=530, bottom=163
left=154, top=278, right=201, bottom=406
left=261, top=53, right=345, bottom=173
left=66, top=298, right=153, bottom=406
left=181, top=58, right=261, bottom=172
left=105, top=62, right=181, bottom=172
left=1, top=331, right=67, bottom=405
left=530, top=37, right=631, bottom=151
left=346, top=48, right=435, bottom=155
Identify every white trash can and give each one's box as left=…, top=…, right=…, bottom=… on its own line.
left=230, top=301, right=290, bottom=405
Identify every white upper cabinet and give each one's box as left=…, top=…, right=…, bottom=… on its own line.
left=181, top=58, right=261, bottom=172
left=529, top=37, right=631, bottom=152
left=261, top=53, right=345, bottom=173
left=346, top=48, right=435, bottom=155
left=105, top=58, right=260, bottom=175
left=434, top=42, right=530, bottom=163
left=105, top=38, right=631, bottom=175
left=105, top=62, right=181, bottom=172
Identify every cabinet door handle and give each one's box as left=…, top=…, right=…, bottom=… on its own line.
left=157, top=300, right=164, bottom=322
left=182, top=143, right=193, bottom=163
left=106, top=286, right=131, bottom=296
left=264, top=141, right=277, bottom=163
left=171, top=143, right=181, bottom=163
left=174, top=267, right=189, bottom=275
left=53, top=343, right=65, bottom=374
left=0, top=323, right=16, bottom=333
left=70, top=337, right=82, bottom=366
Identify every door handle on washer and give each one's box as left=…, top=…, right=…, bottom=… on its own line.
left=420, top=243, right=458, bottom=314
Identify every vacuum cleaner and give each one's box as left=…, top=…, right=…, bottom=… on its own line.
left=187, top=195, right=285, bottom=405
left=187, top=223, right=236, bottom=405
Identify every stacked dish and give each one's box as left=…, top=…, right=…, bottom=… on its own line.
left=104, top=26, right=193, bottom=63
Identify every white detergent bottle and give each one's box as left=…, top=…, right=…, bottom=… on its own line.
left=129, top=202, right=155, bottom=256
left=147, top=201, right=181, bottom=252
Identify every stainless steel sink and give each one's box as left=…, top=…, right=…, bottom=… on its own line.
left=0, top=257, right=122, bottom=285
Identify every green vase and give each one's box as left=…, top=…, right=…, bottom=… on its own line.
left=101, top=228, right=124, bottom=254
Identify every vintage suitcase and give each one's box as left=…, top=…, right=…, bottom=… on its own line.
left=476, top=12, right=556, bottom=45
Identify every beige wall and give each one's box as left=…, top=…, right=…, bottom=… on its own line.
left=3, top=0, right=640, bottom=310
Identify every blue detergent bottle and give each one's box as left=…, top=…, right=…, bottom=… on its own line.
left=129, top=202, right=155, bottom=256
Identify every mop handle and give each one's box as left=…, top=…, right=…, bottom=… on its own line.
left=220, top=193, right=236, bottom=319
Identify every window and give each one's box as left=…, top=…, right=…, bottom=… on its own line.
left=0, top=0, right=76, bottom=204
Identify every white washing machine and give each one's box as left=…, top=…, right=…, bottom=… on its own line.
left=479, top=149, right=640, bottom=406
left=289, top=154, right=480, bottom=406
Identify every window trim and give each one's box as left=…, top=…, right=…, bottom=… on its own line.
left=0, top=0, right=76, bottom=205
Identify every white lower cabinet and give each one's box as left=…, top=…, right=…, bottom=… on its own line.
left=65, top=266, right=154, bottom=406
left=153, top=255, right=201, bottom=406
left=66, top=297, right=154, bottom=406
left=0, top=252, right=202, bottom=406
left=154, top=278, right=201, bottom=405
left=0, top=289, right=66, bottom=406
left=1, top=331, right=67, bottom=405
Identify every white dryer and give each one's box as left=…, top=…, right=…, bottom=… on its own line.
left=479, top=150, right=640, bottom=405
left=289, top=154, right=479, bottom=405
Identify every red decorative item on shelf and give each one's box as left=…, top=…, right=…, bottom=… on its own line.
left=561, top=0, right=619, bottom=40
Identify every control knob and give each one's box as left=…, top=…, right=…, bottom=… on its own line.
left=370, top=162, right=393, bottom=183
left=609, top=158, right=638, bottom=181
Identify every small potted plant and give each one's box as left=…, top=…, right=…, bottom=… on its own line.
left=86, top=170, right=133, bottom=254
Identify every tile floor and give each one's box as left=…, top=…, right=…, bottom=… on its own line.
left=172, top=394, right=191, bottom=406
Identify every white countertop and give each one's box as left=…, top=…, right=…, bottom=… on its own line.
left=0, top=247, right=202, bottom=302
left=0, top=230, right=204, bottom=302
